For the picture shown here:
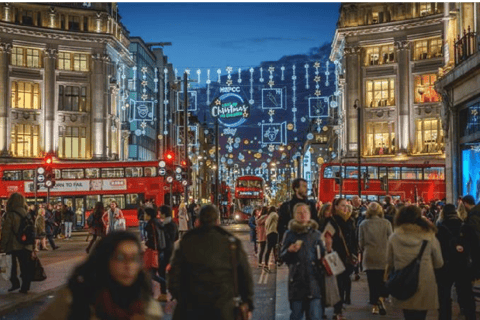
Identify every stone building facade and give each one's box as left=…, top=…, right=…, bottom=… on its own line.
left=0, top=3, right=134, bottom=161
left=435, top=3, right=480, bottom=203
left=330, top=3, right=446, bottom=167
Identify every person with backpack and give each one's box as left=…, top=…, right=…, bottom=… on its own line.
left=144, top=208, right=166, bottom=298
left=436, top=204, right=477, bottom=320
left=0, top=193, right=35, bottom=293
left=45, top=204, right=60, bottom=250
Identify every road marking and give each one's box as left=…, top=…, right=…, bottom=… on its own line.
left=263, top=271, right=269, bottom=284
left=258, top=270, right=265, bottom=284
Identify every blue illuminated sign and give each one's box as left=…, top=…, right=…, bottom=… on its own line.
left=462, top=148, right=480, bottom=204
left=210, top=92, right=250, bottom=128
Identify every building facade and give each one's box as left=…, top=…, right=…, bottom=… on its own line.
left=330, top=3, right=446, bottom=170
left=0, top=3, right=134, bottom=161
left=435, top=3, right=480, bottom=203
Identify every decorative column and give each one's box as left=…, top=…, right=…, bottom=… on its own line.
left=0, top=43, right=12, bottom=156
left=344, top=46, right=362, bottom=157
left=395, top=39, right=411, bottom=154
left=91, top=53, right=109, bottom=160
left=44, top=48, right=57, bottom=155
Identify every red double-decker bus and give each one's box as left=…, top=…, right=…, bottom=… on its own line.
left=0, top=160, right=185, bottom=228
left=318, top=161, right=446, bottom=203
left=233, top=175, right=265, bottom=222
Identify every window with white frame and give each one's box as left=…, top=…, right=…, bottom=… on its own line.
left=415, top=118, right=444, bottom=154
left=58, top=126, right=87, bottom=159
left=366, top=79, right=395, bottom=108
left=10, top=124, right=40, bottom=157
left=11, top=81, right=41, bottom=110
left=365, top=122, right=395, bottom=156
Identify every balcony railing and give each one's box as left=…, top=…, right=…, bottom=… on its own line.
left=455, top=26, right=477, bottom=66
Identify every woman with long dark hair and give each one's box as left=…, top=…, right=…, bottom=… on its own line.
left=256, top=206, right=269, bottom=269
left=386, top=205, right=443, bottom=320
left=38, top=231, right=163, bottom=320
left=86, top=202, right=106, bottom=254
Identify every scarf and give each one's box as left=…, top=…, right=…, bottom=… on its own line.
left=336, top=210, right=351, bottom=222
left=95, top=288, right=144, bottom=320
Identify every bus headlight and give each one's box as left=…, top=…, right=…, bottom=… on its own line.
left=235, top=214, right=241, bottom=221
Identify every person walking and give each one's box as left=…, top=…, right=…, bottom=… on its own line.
left=86, top=202, right=106, bottom=254
left=248, top=207, right=259, bottom=256
left=157, top=205, right=178, bottom=302
left=264, top=206, right=279, bottom=272
left=62, top=204, right=75, bottom=240
left=168, top=204, right=254, bottom=320
left=0, top=193, right=34, bottom=294
left=45, top=203, right=60, bottom=250
left=358, top=202, right=392, bottom=315
left=137, top=200, right=147, bottom=242
left=256, top=206, right=268, bottom=268
left=386, top=205, right=443, bottom=320
left=38, top=231, right=163, bottom=320
left=280, top=202, right=326, bottom=320
left=144, top=207, right=165, bottom=293
left=35, top=205, right=47, bottom=252
left=436, top=204, right=477, bottom=320
left=102, top=201, right=124, bottom=234
left=324, top=198, right=357, bottom=320
left=178, top=202, right=189, bottom=238
left=278, top=178, right=319, bottom=245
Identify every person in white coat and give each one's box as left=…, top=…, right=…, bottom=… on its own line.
left=178, top=202, right=189, bottom=238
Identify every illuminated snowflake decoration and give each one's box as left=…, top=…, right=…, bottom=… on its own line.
left=301, top=117, right=306, bottom=122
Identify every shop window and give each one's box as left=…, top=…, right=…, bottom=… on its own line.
left=364, top=45, right=395, bottom=66
left=11, top=81, right=41, bottom=109
left=462, top=103, right=480, bottom=137
left=414, top=38, right=443, bottom=60
left=58, top=126, right=87, bottom=159
left=10, top=124, right=40, bottom=157
left=414, top=74, right=441, bottom=103
left=365, top=122, right=395, bottom=156
left=415, top=118, right=444, bottom=154
left=366, top=79, right=395, bottom=108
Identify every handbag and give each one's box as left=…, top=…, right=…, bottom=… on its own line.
left=386, top=240, right=428, bottom=300
left=229, top=236, right=249, bottom=320
left=333, top=218, right=358, bottom=266
left=322, top=251, right=346, bottom=276
left=32, top=253, right=47, bottom=282
left=114, top=218, right=126, bottom=231
left=144, top=221, right=159, bottom=269
left=324, top=274, right=341, bottom=307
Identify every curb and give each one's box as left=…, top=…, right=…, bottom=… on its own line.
left=275, top=264, right=289, bottom=320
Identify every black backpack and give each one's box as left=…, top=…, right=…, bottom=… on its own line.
left=441, top=224, right=473, bottom=270
left=14, top=211, right=36, bottom=245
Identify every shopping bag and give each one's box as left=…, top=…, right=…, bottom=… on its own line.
left=324, top=274, right=341, bottom=307
left=0, top=253, right=12, bottom=281
left=32, top=255, right=47, bottom=282
left=114, top=218, right=126, bottom=231
left=322, top=251, right=346, bottom=276
left=144, top=248, right=159, bottom=269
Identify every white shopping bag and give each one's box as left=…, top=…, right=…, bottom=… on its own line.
left=114, top=218, right=126, bottom=231
left=0, top=253, right=12, bottom=281
left=323, top=251, right=346, bottom=276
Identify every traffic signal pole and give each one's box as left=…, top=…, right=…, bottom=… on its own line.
left=183, top=72, right=189, bottom=203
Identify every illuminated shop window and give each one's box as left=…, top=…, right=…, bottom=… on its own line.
left=414, top=74, right=441, bottom=103
left=11, top=81, right=41, bottom=109
left=366, top=79, right=395, bottom=108
left=58, top=85, right=88, bottom=111
left=57, top=52, right=89, bottom=71
left=58, top=126, right=87, bottom=159
left=414, top=38, right=443, bottom=60
left=460, top=103, right=480, bottom=137
left=364, top=45, right=395, bottom=66
left=415, top=118, right=444, bottom=154
left=10, top=124, right=40, bottom=157
left=365, top=122, right=395, bottom=156
left=11, top=47, right=42, bottom=68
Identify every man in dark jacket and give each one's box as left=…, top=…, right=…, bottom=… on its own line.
left=0, top=193, right=34, bottom=293
left=281, top=202, right=326, bottom=320
left=158, top=205, right=178, bottom=301
left=168, top=204, right=254, bottom=320
left=278, top=178, right=318, bottom=244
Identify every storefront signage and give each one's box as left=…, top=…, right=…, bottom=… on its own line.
left=25, top=179, right=127, bottom=193
left=210, top=93, right=250, bottom=128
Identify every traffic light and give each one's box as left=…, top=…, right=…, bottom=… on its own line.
left=380, top=175, right=388, bottom=191
left=164, top=150, right=175, bottom=166
left=35, top=166, right=46, bottom=191
left=334, top=171, right=341, bottom=185
left=363, top=172, right=370, bottom=190
left=44, top=155, right=55, bottom=189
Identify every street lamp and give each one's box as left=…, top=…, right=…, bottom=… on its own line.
left=353, top=99, right=361, bottom=198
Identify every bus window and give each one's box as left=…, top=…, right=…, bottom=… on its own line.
left=424, top=167, right=445, bottom=180
left=23, top=170, right=35, bottom=181
left=126, top=193, right=141, bottom=205
left=85, top=168, right=100, bottom=179
left=101, top=168, right=124, bottom=178
left=323, top=166, right=340, bottom=178
left=388, top=167, right=401, bottom=180
left=102, top=195, right=125, bottom=209
left=126, top=167, right=143, bottom=177
left=86, top=195, right=101, bottom=211
left=62, top=169, right=84, bottom=179
left=401, top=167, right=422, bottom=180
left=379, top=167, right=387, bottom=179
left=3, top=170, right=22, bottom=181
left=54, top=169, right=61, bottom=179
left=367, top=166, right=378, bottom=179
left=345, top=166, right=359, bottom=179
left=144, top=167, right=156, bottom=177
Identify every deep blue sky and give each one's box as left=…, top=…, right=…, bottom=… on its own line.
left=119, top=2, right=341, bottom=70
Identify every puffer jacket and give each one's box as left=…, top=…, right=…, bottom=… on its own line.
left=280, top=219, right=325, bottom=301
left=0, top=194, right=34, bottom=252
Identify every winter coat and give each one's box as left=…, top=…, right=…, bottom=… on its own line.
left=280, top=219, right=325, bottom=301
left=278, top=196, right=319, bottom=243
left=248, top=215, right=257, bottom=242
left=324, top=215, right=358, bottom=266
left=160, top=217, right=178, bottom=255
left=36, top=287, right=163, bottom=320
left=466, top=204, right=480, bottom=246
left=145, top=218, right=165, bottom=251
left=256, top=215, right=268, bottom=242
left=265, top=212, right=279, bottom=235
left=168, top=225, right=254, bottom=320
left=358, top=216, right=392, bottom=270
left=386, top=224, right=443, bottom=310
left=0, top=196, right=33, bottom=253
left=178, top=207, right=189, bottom=231
left=45, top=209, right=56, bottom=236
left=63, top=208, right=75, bottom=223
left=35, top=214, right=46, bottom=238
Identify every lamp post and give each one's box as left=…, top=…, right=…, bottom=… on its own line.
left=353, top=99, right=361, bottom=198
